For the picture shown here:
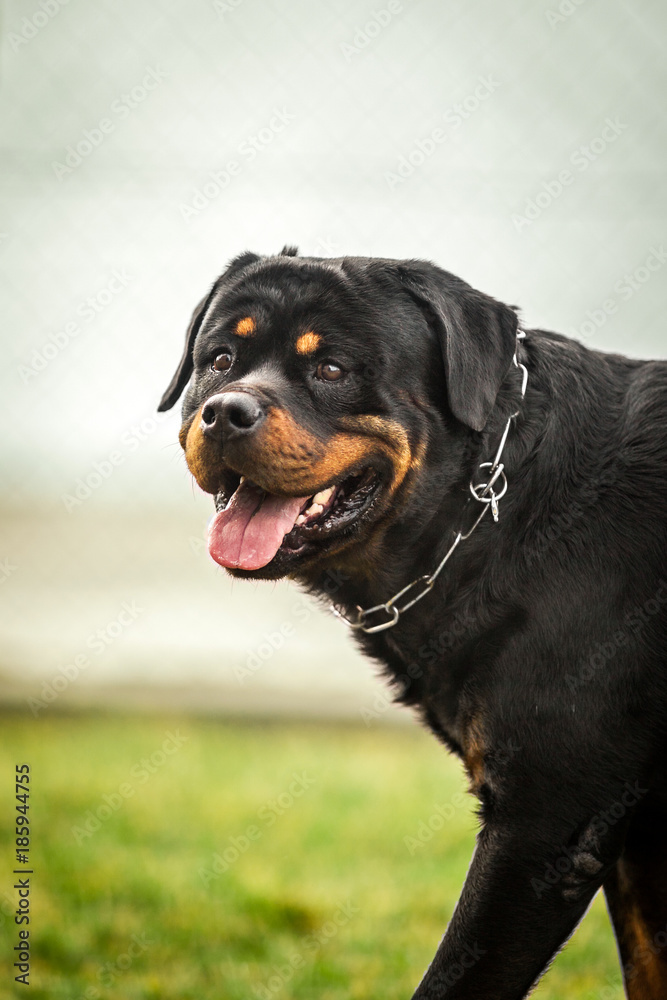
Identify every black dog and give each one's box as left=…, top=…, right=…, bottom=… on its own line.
left=159, top=247, right=667, bottom=999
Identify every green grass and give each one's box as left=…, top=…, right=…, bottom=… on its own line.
left=0, top=713, right=623, bottom=999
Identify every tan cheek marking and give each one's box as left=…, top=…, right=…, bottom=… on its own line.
left=338, top=415, right=413, bottom=493
left=181, top=408, right=226, bottom=495
left=180, top=406, right=422, bottom=506
left=252, top=412, right=418, bottom=497
left=235, top=316, right=256, bottom=337
left=295, top=331, right=321, bottom=355
left=179, top=405, right=374, bottom=498
left=247, top=409, right=370, bottom=495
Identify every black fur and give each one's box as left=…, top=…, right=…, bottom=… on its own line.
left=160, top=249, right=667, bottom=999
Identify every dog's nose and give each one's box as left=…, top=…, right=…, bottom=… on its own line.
left=201, top=392, right=266, bottom=440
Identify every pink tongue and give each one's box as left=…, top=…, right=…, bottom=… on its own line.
left=207, top=481, right=309, bottom=570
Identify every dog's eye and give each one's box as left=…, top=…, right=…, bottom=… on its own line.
left=211, top=352, right=233, bottom=373
left=316, top=361, right=345, bottom=382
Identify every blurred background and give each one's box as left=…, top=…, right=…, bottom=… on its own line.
left=1, top=0, right=665, bottom=996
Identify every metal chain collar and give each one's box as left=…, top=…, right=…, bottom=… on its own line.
left=331, top=331, right=528, bottom=634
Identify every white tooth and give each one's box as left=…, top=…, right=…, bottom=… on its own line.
left=295, top=514, right=306, bottom=526
left=307, top=503, right=324, bottom=517
left=239, top=476, right=246, bottom=484
left=312, top=486, right=335, bottom=505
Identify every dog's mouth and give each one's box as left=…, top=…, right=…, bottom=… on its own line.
left=207, top=467, right=381, bottom=573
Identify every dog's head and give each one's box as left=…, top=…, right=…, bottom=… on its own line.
left=159, top=248, right=518, bottom=580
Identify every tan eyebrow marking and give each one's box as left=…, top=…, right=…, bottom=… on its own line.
left=295, top=330, right=322, bottom=355
left=235, top=316, right=256, bottom=337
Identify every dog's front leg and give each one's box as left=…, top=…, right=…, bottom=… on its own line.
left=411, top=807, right=623, bottom=1000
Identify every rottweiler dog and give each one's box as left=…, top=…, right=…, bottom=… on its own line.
left=158, top=247, right=667, bottom=999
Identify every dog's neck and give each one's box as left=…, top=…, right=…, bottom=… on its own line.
left=304, top=330, right=610, bottom=663
left=304, top=337, right=536, bottom=615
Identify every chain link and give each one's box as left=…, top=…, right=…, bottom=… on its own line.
left=331, top=331, right=527, bottom=633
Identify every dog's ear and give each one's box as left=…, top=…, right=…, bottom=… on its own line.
left=397, top=261, right=518, bottom=432
left=157, top=290, right=216, bottom=412
left=157, top=251, right=261, bottom=412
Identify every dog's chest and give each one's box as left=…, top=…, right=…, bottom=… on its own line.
left=370, top=625, right=484, bottom=758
